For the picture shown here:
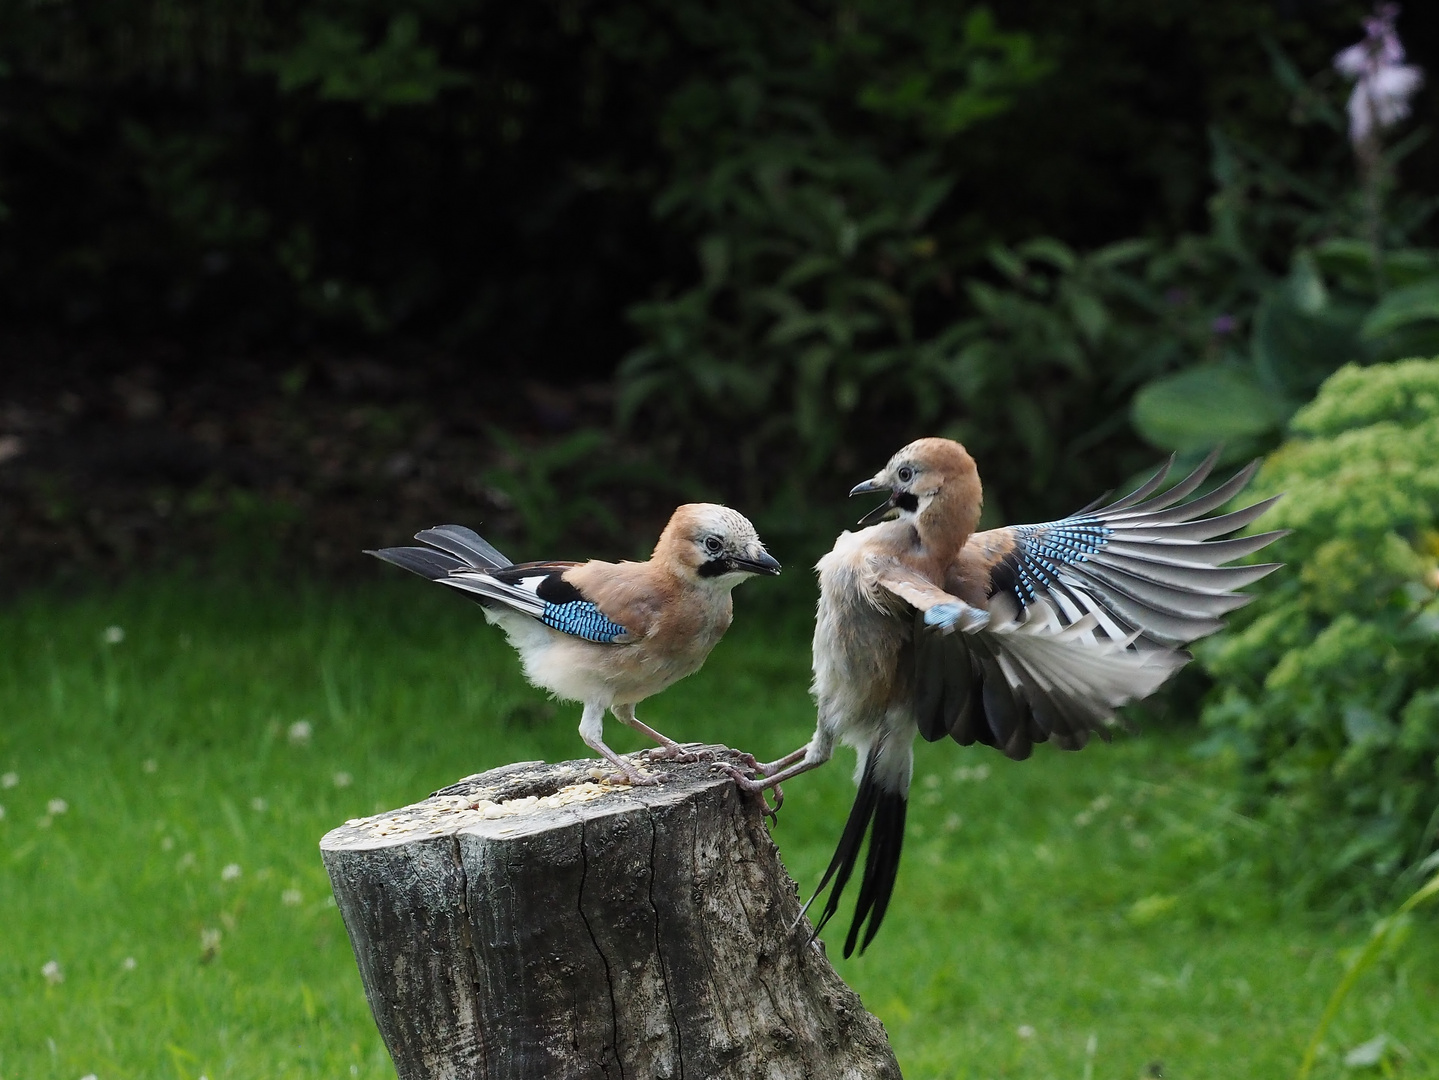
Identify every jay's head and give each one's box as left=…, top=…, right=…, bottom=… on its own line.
left=850, top=438, right=982, bottom=532
left=656, top=503, right=781, bottom=586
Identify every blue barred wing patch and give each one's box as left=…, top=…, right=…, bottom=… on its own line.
left=996, top=518, right=1112, bottom=607
left=541, top=601, right=630, bottom=643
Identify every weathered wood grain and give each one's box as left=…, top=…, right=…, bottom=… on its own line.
left=321, top=748, right=901, bottom=1080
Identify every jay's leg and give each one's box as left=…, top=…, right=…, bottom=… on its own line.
left=611, top=703, right=715, bottom=764
left=756, top=745, right=809, bottom=776
left=579, top=701, right=660, bottom=787
left=724, top=731, right=836, bottom=818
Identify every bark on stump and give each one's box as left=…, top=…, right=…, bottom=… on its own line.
left=320, top=747, right=901, bottom=1080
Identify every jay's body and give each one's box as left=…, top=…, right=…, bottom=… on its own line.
left=733, top=439, right=1282, bottom=955
left=371, top=504, right=780, bottom=785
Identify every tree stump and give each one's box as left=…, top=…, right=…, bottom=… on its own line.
left=320, top=747, right=901, bottom=1080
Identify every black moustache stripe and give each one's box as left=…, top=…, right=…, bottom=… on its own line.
left=895, top=492, right=919, bottom=513
left=697, top=558, right=731, bottom=578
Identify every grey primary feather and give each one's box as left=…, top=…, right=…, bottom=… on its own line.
left=1091, top=453, right=1182, bottom=513
left=1100, top=530, right=1288, bottom=567
left=1086, top=550, right=1280, bottom=593
left=1108, top=460, right=1259, bottom=525
left=913, top=454, right=1280, bottom=768
left=1107, top=495, right=1282, bottom=543
left=435, top=571, right=548, bottom=618
left=1110, top=449, right=1220, bottom=515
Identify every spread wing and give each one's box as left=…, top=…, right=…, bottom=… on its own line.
left=367, top=527, right=634, bottom=644
left=974, top=450, right=1286, bottom=646
left=876, top=452, right=1284, bottom=760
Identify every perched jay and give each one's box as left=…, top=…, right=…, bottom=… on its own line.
left=369, top=504, right=780, bottom=786
left=729, top=438, right=1282, bottom=956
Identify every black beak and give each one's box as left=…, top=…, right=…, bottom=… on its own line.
left=732, top=550, right=782, bottom=576
left=855, top=495, right=899, bottom=527
left=851, top=478, right=897, bottom=527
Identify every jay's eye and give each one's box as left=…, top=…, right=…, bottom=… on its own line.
left=704, top=536, right=723, bottom=555
left=897, top=466, right=914, bottom=483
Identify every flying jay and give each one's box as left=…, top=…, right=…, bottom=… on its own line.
left=728, top=438, right=1283, bottom=956
left=369, top=503, right=780, bottom=786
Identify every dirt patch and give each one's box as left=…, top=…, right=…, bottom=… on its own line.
left=0, top=335, right=674, bottom=595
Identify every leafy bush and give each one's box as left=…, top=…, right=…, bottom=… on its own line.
left=0, top=1, right=1393, bottom=391
left=618, top=12, right=1439, bottom=523
left=618, top=6, right=1064, bottom=517
left=1198, top=358, right=1439, bottom=905
left=1128, top=28, right=1439, bottom=459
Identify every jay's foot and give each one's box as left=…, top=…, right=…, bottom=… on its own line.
left=596, top=758, right=666, bottom=787
left=723, top=764, right=784, bottom=821
left=646, top=740, right=716, bottom=765
left=607, top=768, right=664, bottom=787
left=729, top=748, right=762, bottom=772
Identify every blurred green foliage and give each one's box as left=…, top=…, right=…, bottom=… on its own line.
left=1198, top=358, right=1439, bottom=905
left=618, top=5, right=1054, bottom=514
left=3, top=0, right=1435, bottom=531
left=1128, top=110, right=1439, bottom=460
left=618, top=20, right=1439, bottom=518
left=1, top=3, right=1402, bottom=379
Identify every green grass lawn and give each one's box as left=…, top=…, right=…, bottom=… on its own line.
left=1, top=577, right=1435, bottom=1080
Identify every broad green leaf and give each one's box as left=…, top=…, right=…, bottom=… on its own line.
left=1015, top=237, right=1075, bottom=272
left=1131, top=365, right=1289, bottom=451
left=698, top=235, right=729, bottom=288
left=1286, top=250, right=1327, bottom=314
left=776, top=253, right=837, bottom=289
left=986, top=244, right=1027, bottom=284
left=1089, top=237, right=1153, bottom=268
left=1361, top=279, right=1439, bottom=340
left=1062, top=284, right=1108, bottom=344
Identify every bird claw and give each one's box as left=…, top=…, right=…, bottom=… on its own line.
left=730, top=749, right=761, bottom=772
left=604, top=763, right=666, bottom=787
left=647, top=741, right=715, bottom=765
left=722, top=764, right=784, bottom=822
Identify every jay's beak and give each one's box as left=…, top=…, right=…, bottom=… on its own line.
left=851, top=476, right=898, bottom=527
left=732, top=550, right=782, bottom=576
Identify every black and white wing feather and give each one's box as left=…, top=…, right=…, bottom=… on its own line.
left=366, top=527, right=633, bottom=644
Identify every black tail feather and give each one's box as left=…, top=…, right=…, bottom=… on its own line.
left=810, top=777, right=878, bottom=940
left=413, top=524, right=512, bottom=569
left=845, top=789, right=908, bottom=956
left=367, top=524, right=511, bottom=584
left=366, top=545, right=467, bottom=580
left=809, top=760, right=910, bottom=958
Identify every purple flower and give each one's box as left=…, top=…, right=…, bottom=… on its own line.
left=1334, top=4, right=1424, bottom=146
left=1211, top=314, right=1237, bottom=336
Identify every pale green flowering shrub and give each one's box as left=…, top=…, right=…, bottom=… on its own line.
left=1199, top=358, right=1439, bottom=904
